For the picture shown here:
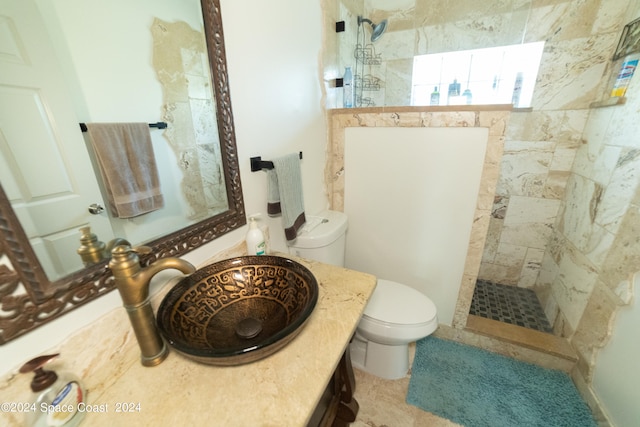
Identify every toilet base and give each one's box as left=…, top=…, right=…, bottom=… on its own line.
left=350, top=336, right=410, bottom=380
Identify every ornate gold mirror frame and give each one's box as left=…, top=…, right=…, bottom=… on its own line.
left=0, top=0, right=245, bottom=344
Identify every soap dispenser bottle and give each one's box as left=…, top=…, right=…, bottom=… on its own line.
left=246, top=216, right=266, bottom=255
left=77, top=226, right=106, bottom=266
left=19, top=353, right=86, bottom=427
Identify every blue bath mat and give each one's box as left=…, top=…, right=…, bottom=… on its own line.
left=406, top=336, right=596, bottom=427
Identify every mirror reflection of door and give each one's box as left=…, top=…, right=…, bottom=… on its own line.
left=0, top=0, right=113, bottom=280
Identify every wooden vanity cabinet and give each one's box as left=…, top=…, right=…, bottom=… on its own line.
left=307, top=347, right=359, bottom=427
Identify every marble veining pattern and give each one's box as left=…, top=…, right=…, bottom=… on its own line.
left=0, top=250, right=376, bottom=427
left=328, top=106, right=510, bottom=328
left=324, top=0, right=640, bottom=391
left=543, top=76, right=640, bottom=380
left=151, top=18, right=228, bottom=222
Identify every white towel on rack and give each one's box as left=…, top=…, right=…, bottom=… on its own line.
left=86, top=123, right=164, bottom=218
left=267, top=153, right=306, bottom=241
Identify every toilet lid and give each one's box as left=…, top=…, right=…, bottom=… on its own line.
left=363, top=279, right=437, bottom=325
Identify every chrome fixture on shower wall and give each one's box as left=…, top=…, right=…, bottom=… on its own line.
left=353, top=15, right=388, bottom=107
left=357, top=15, right=387, bottom=42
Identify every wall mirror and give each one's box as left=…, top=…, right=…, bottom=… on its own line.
left=0, top=0, right=245, bottom=343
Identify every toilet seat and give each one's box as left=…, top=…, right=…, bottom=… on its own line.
left=363, top=279, right=437, bottom=326
left=352, top=279, right=439, bottom=379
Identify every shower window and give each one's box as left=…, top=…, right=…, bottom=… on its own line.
left=411, top=41, right=545, bottom=108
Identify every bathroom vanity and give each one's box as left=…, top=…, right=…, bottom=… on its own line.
left=0, top=256, right=376, bottom=427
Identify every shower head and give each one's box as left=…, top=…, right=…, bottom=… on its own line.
left=358, top=15, right=388, bottom=42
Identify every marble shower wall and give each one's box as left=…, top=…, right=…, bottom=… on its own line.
left=541, top=65, right=640, bottom=381
left=328, top=0, right=628, bottom=108
left=324, top=0, right=640, bottom=379
left=329, top=4, right=630, bottom=285
left=482, top=110, right=589, bottom=288
left=151, top=19, right=227, bottom=222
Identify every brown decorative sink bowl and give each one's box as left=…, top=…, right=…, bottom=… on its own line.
left=156, top=256, right=318, bottom=366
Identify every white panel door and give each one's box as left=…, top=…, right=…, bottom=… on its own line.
left=0, top=0, right=112, bottom=280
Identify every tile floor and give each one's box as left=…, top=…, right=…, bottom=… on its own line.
left=350, top=337, right=574, bottom=427
left=352, top=361, right=460, bottom=427
left=351, top=343, right=457, bottom=426
left=469, top=280, right=553, bottom=333
left=350, top=282, right=563, bottom=426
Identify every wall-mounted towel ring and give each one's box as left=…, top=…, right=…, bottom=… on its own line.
left=250, top=152, right=303, bottom=172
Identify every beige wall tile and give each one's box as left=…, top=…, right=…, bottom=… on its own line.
left=330, top=0, right=638, bottom=385
left=330, top=107, right=509, bottom=329
left=571, top=281, right=619, bottom=380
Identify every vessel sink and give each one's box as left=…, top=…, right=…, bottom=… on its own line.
left=156, top=255, right=318, bottom=366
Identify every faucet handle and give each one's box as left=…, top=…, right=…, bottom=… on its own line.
left=132, top=245, right=152, bottom=255
left=110, top=244, right=152, bottom=256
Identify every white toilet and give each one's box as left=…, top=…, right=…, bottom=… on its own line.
left=288, top=210, right=438, bottom=380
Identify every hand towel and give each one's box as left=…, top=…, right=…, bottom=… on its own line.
left=86, top=123, right=164, bottom=218
left=267, top=153, right=306, bottom=240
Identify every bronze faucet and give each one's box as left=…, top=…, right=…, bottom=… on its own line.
left=77, top=226, right=131, bottom=266
left=109, top=245, right=196, bottom=366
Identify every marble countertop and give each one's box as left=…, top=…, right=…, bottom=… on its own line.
left=0, top=256, right=376, bottom=427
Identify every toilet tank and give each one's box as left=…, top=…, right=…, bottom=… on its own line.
left=287, top=210, right=348, bottom=267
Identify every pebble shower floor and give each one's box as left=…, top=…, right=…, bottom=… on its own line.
left=470, top=280, right=553, bottom=333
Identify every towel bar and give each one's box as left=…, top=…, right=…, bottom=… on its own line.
left=250, top=152, right=303, bottom=172
left=79, top=122, right=168, bottom=132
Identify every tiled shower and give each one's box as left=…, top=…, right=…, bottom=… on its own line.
left=329, top=0, right=640, bottom=351
left=470, top=280, right=553, bottom=333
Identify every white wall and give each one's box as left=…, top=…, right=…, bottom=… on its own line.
left=220, top=0, right=328, bottom=250
left=2, top=0, right=327, bottom=376
left=37, top=0, right=205, bottom=246
left=343, top=127, right=488, bottom=325
left=593, top=276, right=640, bottom=426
